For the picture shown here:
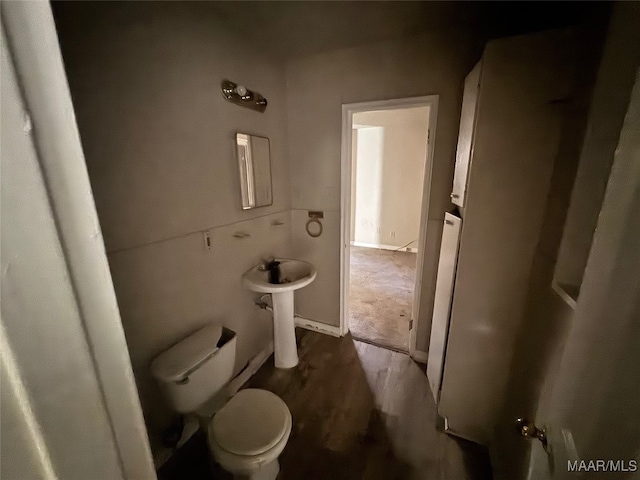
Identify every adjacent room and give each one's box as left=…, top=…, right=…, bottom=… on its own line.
left=348, top=106, right=430, bottom=352
left=3, top=2, right=639, bottom=480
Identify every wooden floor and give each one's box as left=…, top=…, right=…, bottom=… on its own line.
left=158, top=330, right=492, bottom=480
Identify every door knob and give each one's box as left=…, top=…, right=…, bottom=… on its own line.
left=516, top=418, right=548, bottom=451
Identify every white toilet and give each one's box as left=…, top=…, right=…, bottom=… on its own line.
left=151, top=324, right=292, bottom=480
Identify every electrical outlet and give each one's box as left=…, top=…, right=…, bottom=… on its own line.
left=203, top=231, right=211, bottom=250
left=391, top=231, right=396, bottom=240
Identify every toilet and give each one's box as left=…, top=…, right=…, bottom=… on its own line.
left=151, top=324, right=291, bottom=480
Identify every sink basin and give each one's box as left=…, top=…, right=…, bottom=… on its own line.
left=242, top=259, right=317, bottom=293
left=242, top=258, right=317, bottom=369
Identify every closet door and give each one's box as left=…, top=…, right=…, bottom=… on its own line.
left=426, top=212, right=462, bottom=403
left=439, top=29, right=574, bottom=445
left=451, top=60, right=482, bottom=208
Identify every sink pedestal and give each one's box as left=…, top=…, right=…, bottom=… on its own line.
left=242, top=259, right=316, bottom=370
left=271, top=291, right=298, bottom=368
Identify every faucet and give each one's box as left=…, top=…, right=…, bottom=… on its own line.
left=258, top=257, right=276, bottom=271
left=258, top=257, right=281, bottom=284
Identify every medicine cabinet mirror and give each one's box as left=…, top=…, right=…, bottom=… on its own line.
left=236, top=133, right=272, bottom=209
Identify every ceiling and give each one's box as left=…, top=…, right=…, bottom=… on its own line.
left=210, top=1, right=609, bottom=61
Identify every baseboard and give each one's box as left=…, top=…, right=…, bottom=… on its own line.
left=295, top=315, right=342, bottom=337
left=411, top=349, right=429, bottom=363
left=352, top=241, right=418, bottom=253
left=259, top=302, right=343, bottom=339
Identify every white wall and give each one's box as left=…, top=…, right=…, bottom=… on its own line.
left=53, top=1, right=292, bottom=451
left=352, top=107, right=429, bottom=249
left=350, top=128, right=358, bottom=240
left=286, top=31, right=481, bottom=346
left=353, top=126, right=384, bottom=244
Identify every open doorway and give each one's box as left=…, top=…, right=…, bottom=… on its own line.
left=340, top=97, right=437, bottom=354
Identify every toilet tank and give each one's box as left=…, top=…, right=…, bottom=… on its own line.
left=151, top=324, right=237, bottom=414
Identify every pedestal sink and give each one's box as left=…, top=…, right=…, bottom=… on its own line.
left=242, top=259, right=317, bottom=368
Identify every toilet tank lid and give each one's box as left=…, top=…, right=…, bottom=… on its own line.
left=151, top=324, right=223, bottom=382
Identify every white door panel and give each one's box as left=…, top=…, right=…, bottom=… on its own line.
left=451, top=60, right=482, bottom=207
left=426, top=213, right=462, bottom=402
left=440, top=30, right=573, bottom=446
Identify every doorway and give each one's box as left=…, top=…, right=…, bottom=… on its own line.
left=340, top=97, right=438, bottom=354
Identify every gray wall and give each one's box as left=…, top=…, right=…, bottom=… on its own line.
left=55, top=2, right=291, bottom=252
left=286, top=32, right=483, bottom=347
left=54, top=1, right=292, bottom=450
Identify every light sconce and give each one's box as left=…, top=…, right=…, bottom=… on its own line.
left=221, top=80, right=268, bottom=113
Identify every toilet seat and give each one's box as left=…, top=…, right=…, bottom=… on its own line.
left=211, top=389, right=291, bottom=456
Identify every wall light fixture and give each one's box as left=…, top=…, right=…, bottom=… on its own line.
left=221, top=80, right=268, bottom=113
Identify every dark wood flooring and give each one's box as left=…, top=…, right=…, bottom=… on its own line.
left=158, top=330, right=492, bottom=480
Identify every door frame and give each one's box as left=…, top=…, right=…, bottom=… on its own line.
left=339, top=95, right=439, bottom=358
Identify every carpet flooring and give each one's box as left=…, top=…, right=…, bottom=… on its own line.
left=348, top=246, right=417, bottom=351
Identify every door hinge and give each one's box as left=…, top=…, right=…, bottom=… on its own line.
left=409, top=319, right=414, bottom=330
left=427, top=129, right=431, bottom=144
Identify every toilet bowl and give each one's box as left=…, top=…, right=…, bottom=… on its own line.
left=209, top=389, right=291, bottom=480
left=151, top=324, right=291, bottom=480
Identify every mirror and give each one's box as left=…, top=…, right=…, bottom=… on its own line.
left=236, top=133, right=273, bottom=209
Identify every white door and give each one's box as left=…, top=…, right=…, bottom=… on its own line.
left=426, top=213, right=462, bottom=402
left=450, top=60, right=482, bottom=208
left=1, top=3, right=155, bottom=478
left=440, top=30, right=573, bottom=446
left=520, top=69, right=640, bottom=480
